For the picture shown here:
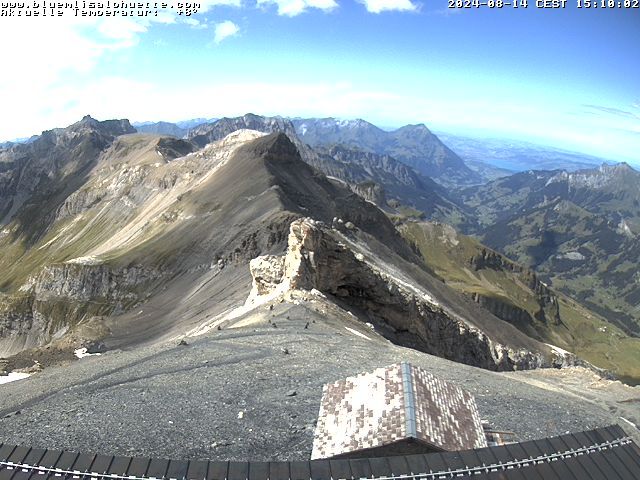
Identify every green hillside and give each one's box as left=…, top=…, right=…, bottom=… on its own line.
left=399, top=220, right=640, bottom=384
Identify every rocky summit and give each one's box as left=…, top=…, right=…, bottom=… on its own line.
left=0, top=116, right=638, bottom=461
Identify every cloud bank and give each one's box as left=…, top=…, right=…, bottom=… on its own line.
left=358, top=0, right=418, bottom=13
left=256, top=0, right=338, bottom=16
left=214, top=20, right=240, bottom=43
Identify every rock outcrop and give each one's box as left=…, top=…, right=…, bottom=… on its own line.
left=470, top=248, right=561, bottom=326
left=0, top=261, right=163, bottom=356
left=348, top=181, right=386, bottom=206
left=249, top=218, right=567, bottom=372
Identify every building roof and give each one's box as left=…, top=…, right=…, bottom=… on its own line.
left=311, top=362, right=486, bottom=459
left=0, top=425, right=639, bottom=480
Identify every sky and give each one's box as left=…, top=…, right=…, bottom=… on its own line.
left=0, top=0, right=638, bottom=163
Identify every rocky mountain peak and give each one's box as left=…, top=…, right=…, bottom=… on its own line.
left=0, top=116, right=138, bottom=228
left=247, top=132, right=300, bottom=162
left=70, top=115, right=136, bottom=137
left=343, top=118, right=379, bottom=130
left=187, top=114, right=299, bottom=149
left=598, top=162, right=635, bottom=174
left=562, top=162, right=639, bottom=190
left=396, top=123, right=431, bottom=134
left=79, top=114, right=97, bottom=124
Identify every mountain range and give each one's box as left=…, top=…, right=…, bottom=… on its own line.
left=133, top=118, right=218, bottom=138
left=0, top=113, right=639, bottom=460
left=291, top=118, right=482, bottom=187
left=0, top=116, right=551, bottom=373
left=185, top=114, right=468, bottom=225
left=398, top=219, right=640, bottom=382
left=1, top=114, right=639, bottom=382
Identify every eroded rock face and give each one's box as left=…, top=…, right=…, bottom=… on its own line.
left=250, top=218, right=555, bottom=372
left=28, top=263, right=163, bottom=303
left=471, top=293, right=536, bottom=331
left=349, top=182, right=386, bottom=206
left=0, top=262, right=163, bottom=357
left=249, top=255, right=285, bottom=296
left=470, top=249, right=561, bottom=326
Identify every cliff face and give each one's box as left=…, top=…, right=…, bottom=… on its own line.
left=28, top=263, right=164, bottom=303
left=0, top=128, right=275, bottom=358
left=470, top=248, right=561, bottom=326
left=0, top=261, right=164, bottom=356
left=249, top=218, right=574, bottom=372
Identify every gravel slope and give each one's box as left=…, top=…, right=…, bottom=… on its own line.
left=1, top=299, right=638, bottom=461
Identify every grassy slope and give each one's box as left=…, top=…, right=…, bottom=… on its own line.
left=399, top=220, right=640, bottom=384
left=481, top=199, right=640, bottom=336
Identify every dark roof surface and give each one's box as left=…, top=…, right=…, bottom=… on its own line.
left=1, top=425, right=638, bottom=480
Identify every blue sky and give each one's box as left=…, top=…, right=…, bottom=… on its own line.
left=0, top=0, right=638, bottom=163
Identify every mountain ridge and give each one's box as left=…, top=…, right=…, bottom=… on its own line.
left=1, top=114, right=637, bottom=385
left=292, top=117, right=481, bottom=187
left=1, top=115, right=639, bottom=463
left=0, top=118, right=566, bottom=375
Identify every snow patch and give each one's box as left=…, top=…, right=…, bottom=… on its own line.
left=0, top=372, right=31, bottom=385
left=66, top=255, right=103, bottom=265
left=344, top=326, right=372, bottom=341
left=545, top=343, right=572, bottom=357
left=558, top=251, right=585, bottom=261
left=74, top=348, right=102, bottom=359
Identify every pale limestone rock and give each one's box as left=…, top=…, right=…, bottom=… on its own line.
left=249, top=255, right=285, bottom=296
left=248, top=218, right=552, bottom=372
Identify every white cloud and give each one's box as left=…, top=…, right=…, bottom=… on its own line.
left=0, top=14, right=172, bottom=141
left=97, top=17, right=149, bottom=45
left=183, top=18, right=209, bottom=29
left=359, top=0, right=417, bottom=13
left=200, top=0, right=243, bottom=9
left=214, top=20, right=240, bottom=43
left=256, top=0, right=337, bottom=16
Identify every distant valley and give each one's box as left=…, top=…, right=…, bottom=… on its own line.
left=460, top=164, right=640, bottom=342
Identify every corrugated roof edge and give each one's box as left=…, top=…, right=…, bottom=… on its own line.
left=0, top=425, right=638, bottom=480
